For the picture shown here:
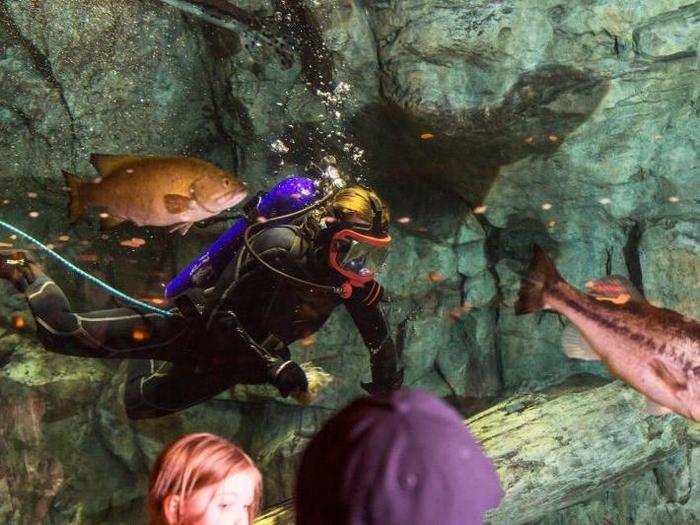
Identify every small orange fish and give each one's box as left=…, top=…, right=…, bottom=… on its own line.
left=78, top=253, right=99, bottom=263
left=132, top=326, right=150, bottom=342
left=139, top=296, right=166, bottom=306
left=11, top=313, right=26, bottom=329
left=63, top=154, right=247, bottom=235
left=119, top=237, right=146, bottom=248
left=428, top=271, right=445, bottom=283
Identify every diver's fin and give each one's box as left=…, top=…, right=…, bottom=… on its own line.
left=649, top=359, right=687, bottom=393
left=561, top=324, right=600, bottom=361
left=585, top=275, right=644, bottom=304
left=644, top=397, right=674, bottom=416
left=514, top=244, right=563, bottom=315
left=164, top=194, right=194, bottom=214
left=63, top=171, right=85, bottom=224
left=100, top=214, right=127, bottom=230
left=90, top=153, right=142, bottom=177
left=169, top=221, right=194, bottom=235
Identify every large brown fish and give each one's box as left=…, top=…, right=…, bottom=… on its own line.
left=63, top=154, right=247, bottom=235
left=515, top=245, right=700, bottom=422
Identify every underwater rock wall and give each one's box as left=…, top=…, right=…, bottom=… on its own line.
left=0, top=0, right=697, bottom=522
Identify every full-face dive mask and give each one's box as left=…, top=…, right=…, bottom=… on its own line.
left=327, top=193, right=391, bottom=293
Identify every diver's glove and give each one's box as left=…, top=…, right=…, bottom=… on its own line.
left=269, top=360, right=309, bottom=397
left=361, top=336, right=404, bottom=396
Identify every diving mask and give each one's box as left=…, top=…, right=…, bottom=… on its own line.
left=329, top=229, right=391, bottom=285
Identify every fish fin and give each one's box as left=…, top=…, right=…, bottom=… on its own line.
left=649, top=359, right=687, bottom=393
left=644, top=397, right=674, bottom=416
left=514, top=244, right=563, bottom=315
left=100, top=215, right=127, bottom=230
left=585, top=275, right=644, bottom=304
left=163, top=194, right=194, bottom=214
left=561, top=324, right=600, bottom=361
left=63, top=171, right=85, bottom=223
left=90, top=153, right=142, bottom=176
left=169, top=222, right=194, bottom=235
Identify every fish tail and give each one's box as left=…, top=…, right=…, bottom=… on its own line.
left=514, top=244, right=563, bottom=314
left=62, top=171, right=84, bottom=223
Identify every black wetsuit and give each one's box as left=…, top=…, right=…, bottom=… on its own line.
left=20, top=224, right=400, bottom=419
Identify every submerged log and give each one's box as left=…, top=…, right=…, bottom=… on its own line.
left=255, top=381, right=691, bottom=524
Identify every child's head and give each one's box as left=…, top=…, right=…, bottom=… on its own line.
left=148, top=433, right=262, bottom=525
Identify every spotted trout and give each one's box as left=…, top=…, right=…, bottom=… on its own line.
left=515, top=244, right=700, bottom=422
left=63, top=154, right=247, bottom=235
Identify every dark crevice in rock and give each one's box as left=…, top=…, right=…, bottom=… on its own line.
left=433, top=359, right=457, bottom=398
left=458, top=272, right=468, bottom=305
left=0, top=2, right=77, bottom=168
left=273, top=0, right=332, bottom=89
left=194, top=20, right=240, bottom=167
left=0, top=103, right=53, bottom=148
left=364, top=8, right=388, bottom=101
left=623, top=221, right=645, bottom=295
left=395, top=314, right=411, bottom=360
left=478, top=215, right=505, bottom=392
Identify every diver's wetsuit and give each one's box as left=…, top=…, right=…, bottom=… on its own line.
left=18, top=224, right=399, bottom=419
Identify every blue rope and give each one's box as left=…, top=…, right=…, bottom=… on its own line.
left=0, top=219, right=174, bottom=317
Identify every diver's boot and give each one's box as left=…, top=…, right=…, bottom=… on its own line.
left=0, top=249, right=40, bottom=292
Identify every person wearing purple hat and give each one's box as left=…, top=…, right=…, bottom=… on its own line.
left=295, top=389, right=504, bottom=525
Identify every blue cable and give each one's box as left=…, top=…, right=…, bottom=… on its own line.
left=0, top=219, right=174, bottom=317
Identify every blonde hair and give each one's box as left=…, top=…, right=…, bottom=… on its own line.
left=148, top=433, right=262, bottom=524
left=328, top=186, right=390, bottom=230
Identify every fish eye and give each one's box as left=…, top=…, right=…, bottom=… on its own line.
left=224, top=179, right=230, bottom=186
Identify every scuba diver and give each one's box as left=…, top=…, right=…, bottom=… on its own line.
left=0, top=164, right=404, bottom=419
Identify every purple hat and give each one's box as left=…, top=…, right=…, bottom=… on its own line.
left=295, top=389, right=503, bottom=525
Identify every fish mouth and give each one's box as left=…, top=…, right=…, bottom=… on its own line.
left=215, top=188, right=248, bottom=210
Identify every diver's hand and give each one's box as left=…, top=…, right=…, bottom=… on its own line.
left=270, top=360, right=309, bottom=397
left=0, top=249, right=39, bottom=292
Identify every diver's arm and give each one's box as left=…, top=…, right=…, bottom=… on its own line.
left=205, top=308, right=308, bottom=396
left=204, top=226, right=310, bottom=396
left=345, top=281, right=404, bottom=394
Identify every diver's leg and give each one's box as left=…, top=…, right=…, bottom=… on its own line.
left=123, top=359, right=238, bottom=419
left=20, top=266, right=191, bottom=361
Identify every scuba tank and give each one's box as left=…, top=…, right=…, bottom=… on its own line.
left=165, top=176, right=324, bottom=299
